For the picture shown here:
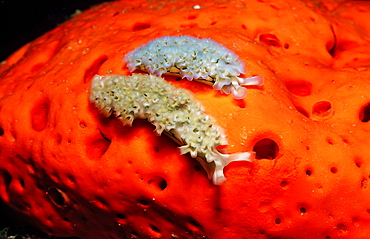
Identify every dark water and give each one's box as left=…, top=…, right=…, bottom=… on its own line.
left=0, top=0, right=113, bottom=61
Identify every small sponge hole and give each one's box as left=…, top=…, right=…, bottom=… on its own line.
left=300, top=207, right=307, bottom=215
left=186, top=219, right=201, bottom=232
left=0, top=169, right=12, bottom=189
left=305, top=169, right=313, bottom=176
left=285, top=80, right=312, bottom=96
left=294, top=105, right=310, bottom=118
left=148, top=224, right=161, bottom=237
left=359, top=103, right=370, bottom=122
left=253, top=138, right=279, bottom=160
left=274, top=218, right=282, bottom=225
left=354, top=157, right=363, bottom=168
left=31, top=98, right=50, bottom=131
left=330, top=166, right=338, bottom=174
left=148, top=176, right=167, bottom=191
left=86, top=135, right=111, bottom=160
left=132, top=22, right=151, bottom=31
left=83, top=55, right=108, bottom=83
left=259, top=34, right=282, bottom=47
left=312, top=101, right=333, bottom=120
left=47, top=186, right=70, bottom=207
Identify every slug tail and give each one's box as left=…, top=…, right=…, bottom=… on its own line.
left=196, top=150, right=255, bottom=185
left=239, top=75, right=264, bottom=86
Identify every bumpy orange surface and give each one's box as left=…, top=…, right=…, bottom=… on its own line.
left=1, top=0, right=370, bottom=238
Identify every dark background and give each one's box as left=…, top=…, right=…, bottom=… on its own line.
left=0, top=0, right=113, bottom=61
left=0, top=1, right=112, bottom=237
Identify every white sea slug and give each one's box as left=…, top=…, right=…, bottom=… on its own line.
left=90, top=73, right=255, bottom=185
left=123, top=35, right=264, bottom=99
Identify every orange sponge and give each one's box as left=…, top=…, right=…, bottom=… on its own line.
left=0, top=0, right=370, bottom=238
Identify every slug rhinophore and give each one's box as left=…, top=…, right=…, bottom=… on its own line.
left=123, top=35, right=264, bottom=99
left=90, top=73, right=255, bottom=185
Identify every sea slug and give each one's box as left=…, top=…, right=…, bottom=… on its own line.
left=123, top=35, right=264, bottom=99
left=90, top=73, right=255, bottom=184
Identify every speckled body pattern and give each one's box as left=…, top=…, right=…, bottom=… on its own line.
left=90, top=74, right=254, bottom=184
left=124, top=35, right=264, bottom=99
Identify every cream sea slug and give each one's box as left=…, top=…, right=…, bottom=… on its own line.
left=90, top=74, right=255, bottom=184
left=123, top=35, right=264, bottom=99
